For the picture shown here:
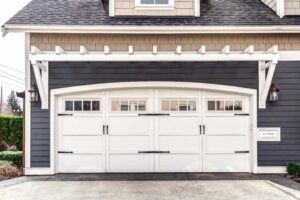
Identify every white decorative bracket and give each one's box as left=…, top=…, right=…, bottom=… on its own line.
left=153, top=46, right=158, bottom=55
left=176, top=46, right=182, bottom=55
left=32, top=61, right=49, bottom=109
left=128, top=46, right=134, bottom=55
left=259, top=60, right=278, bottom=109
left=28, top=44, right=279, bottom=109
left=80, top=46, right=88, bottom=55
left=104, top=46, right=110, bottom=55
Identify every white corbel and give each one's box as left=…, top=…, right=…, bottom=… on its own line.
left=32, top=61, right=49, bottom=109
left=176, top=46, right=182, bottom=55
left=104, top=46, right=110, bottom=55
left=153, top=46, right=158, bottom=55
left=244, top=45, right=254, bottom=54
left=221, top=45, right=230, bottom=54
left=199, top=45, right=206, bottom=54
left=128, top=46, right=134, bottom=55
left=55, top=46, right=64, bottom=55
left=265, top=45, right=279, bottom=54
left=31, top=46, right=41, bottom=55
left=80, top=46, right=88, bottom=55
left=259, top=60, right=278, bottom=109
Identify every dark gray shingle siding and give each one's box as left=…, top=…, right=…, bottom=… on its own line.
left=6, top=0, right=300, bottom=27
left=30, top=61, right=300, bottom=167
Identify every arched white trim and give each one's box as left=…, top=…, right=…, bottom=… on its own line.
left=45, top=82, right=258, bottom=175
left=52, top=81, right=257, bottom=96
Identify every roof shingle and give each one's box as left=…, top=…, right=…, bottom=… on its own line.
left=4, top=0, right=300, bottom=26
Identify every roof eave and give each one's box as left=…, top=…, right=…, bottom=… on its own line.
left=3, top=24, right=300, bottom=35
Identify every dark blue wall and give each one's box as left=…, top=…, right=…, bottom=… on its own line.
left=30, top=61, right=300, bottom=167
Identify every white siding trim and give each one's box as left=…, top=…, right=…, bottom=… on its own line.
left=25, top=33, right=31, bottom=168
left=255, top=166, right=286, bottom=174
left=109, top=0, right=115, bottom=17
left=4, top=25, right=300, bottom=34
left=24, top=168, right=55, bottom=175
left=195, top=0, right=200, bottom=17
left=29, top=52, right=279, bottom=62
left=276, top=0, right=285, bottom=18
left=51, top=82, right=257, bottom=96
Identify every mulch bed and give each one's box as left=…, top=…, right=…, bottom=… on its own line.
left=0, top=165, right=22, bottom=181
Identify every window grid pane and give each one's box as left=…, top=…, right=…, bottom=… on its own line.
left=65, top=100, right=100, bottom=112
left=140, top=0, right=169, bottom=4
left=111, top=99, right=147, bottom=112
left=207, top=100, right=243, bottom=112
left=161, top=99, right=197, bottom=112
left=65, top=101, right=73, bottom=111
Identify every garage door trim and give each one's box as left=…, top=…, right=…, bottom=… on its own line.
left=50, top=81, right=257, bottom=174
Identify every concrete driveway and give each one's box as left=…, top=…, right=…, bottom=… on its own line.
left=1, top=180, right=300, bottom=200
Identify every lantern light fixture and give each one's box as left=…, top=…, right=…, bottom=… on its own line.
left=28, top=83, right=39, bottom=102
left=269, top=83, right=279, bottom=102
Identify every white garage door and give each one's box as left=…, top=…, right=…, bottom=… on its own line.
left=57, top=89, right=250, bottom=173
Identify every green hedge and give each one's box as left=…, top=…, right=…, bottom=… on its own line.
left=0, top=151, right=22, bottom=167
left=0, top=160, right=13, bottom=166
left=0, top=116, right=23, bottom=150
left=287, top=162, right=300, bottom=177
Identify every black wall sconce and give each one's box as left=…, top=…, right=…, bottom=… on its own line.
left=28, top=83, right=39, bottom=102
left=269, top=83, right=279, bottom=102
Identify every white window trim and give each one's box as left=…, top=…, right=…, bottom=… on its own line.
left=276, top=0, right=285, bottom=18
left=135, top=0, right=175, bottom=10
left=109, top=0, right=115, bottom=17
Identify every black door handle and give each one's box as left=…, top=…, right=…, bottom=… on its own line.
left=203, top=125, right=206, bottom=135
left=235, top=151, right=250, bottom=154
left=139, top=113, right=170, bottom=116
left=58, top=151, right=73, bottom=154
left=103, top=125, right=106, bottom=135
left=106, top=125, right=109, bottom=135
left=199, top=125, right=202, bottom=135
left=58, top=113, right=73, bottom=116
left=138, top=151, right=170, bottom=154
left=235, top=114, right=250, bottom=116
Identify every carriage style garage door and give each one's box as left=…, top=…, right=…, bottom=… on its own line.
left=57, top=88, right=250, bottom=173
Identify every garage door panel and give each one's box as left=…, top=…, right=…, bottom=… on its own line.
left=62, top=135, right=104, bottom=153
left=157, top=154, right=201, bottom=172
left=159, top=136, right=200, bottom=153
left=61, top=116, right=103, bottom=135
left=108, top=136, right=151, bottom=152
left=205, top=135, right=246, bottom=154
left=157, top=117, right=199, bottom=135
left=108, top=117, right=151, bottom=135
left=59, top=154, right=104, bottom=172
left=205, top=117, right=248, bottom=134
left=204, top=154, right=248, bottom=172
left=108, top=154, right=154, bottom=172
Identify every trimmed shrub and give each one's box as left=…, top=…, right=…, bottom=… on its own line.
left=0, top=165, right=22, bottom=181
left=287, top=162, right=300, bottom=177
left=0, top=160, right=13, bottom=166
left=0, top=116, right=23, bottom=150
left=0, top=151, right=23, bottom=167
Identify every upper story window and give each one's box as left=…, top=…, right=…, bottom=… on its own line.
left=136, top=0, right=174, bottom=9
left=140, top=0, right=169, bottom=5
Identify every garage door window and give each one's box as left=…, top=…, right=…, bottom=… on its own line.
left=161, top=99, right=197, bottom=112
left=207, top=100, right=243, bottom=112
left=111, top=99, right=147, bottom=112
left=64, top=100, right=101, bottom=111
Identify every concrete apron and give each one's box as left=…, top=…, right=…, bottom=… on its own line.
left=1, top=180, right=300, bottom=200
